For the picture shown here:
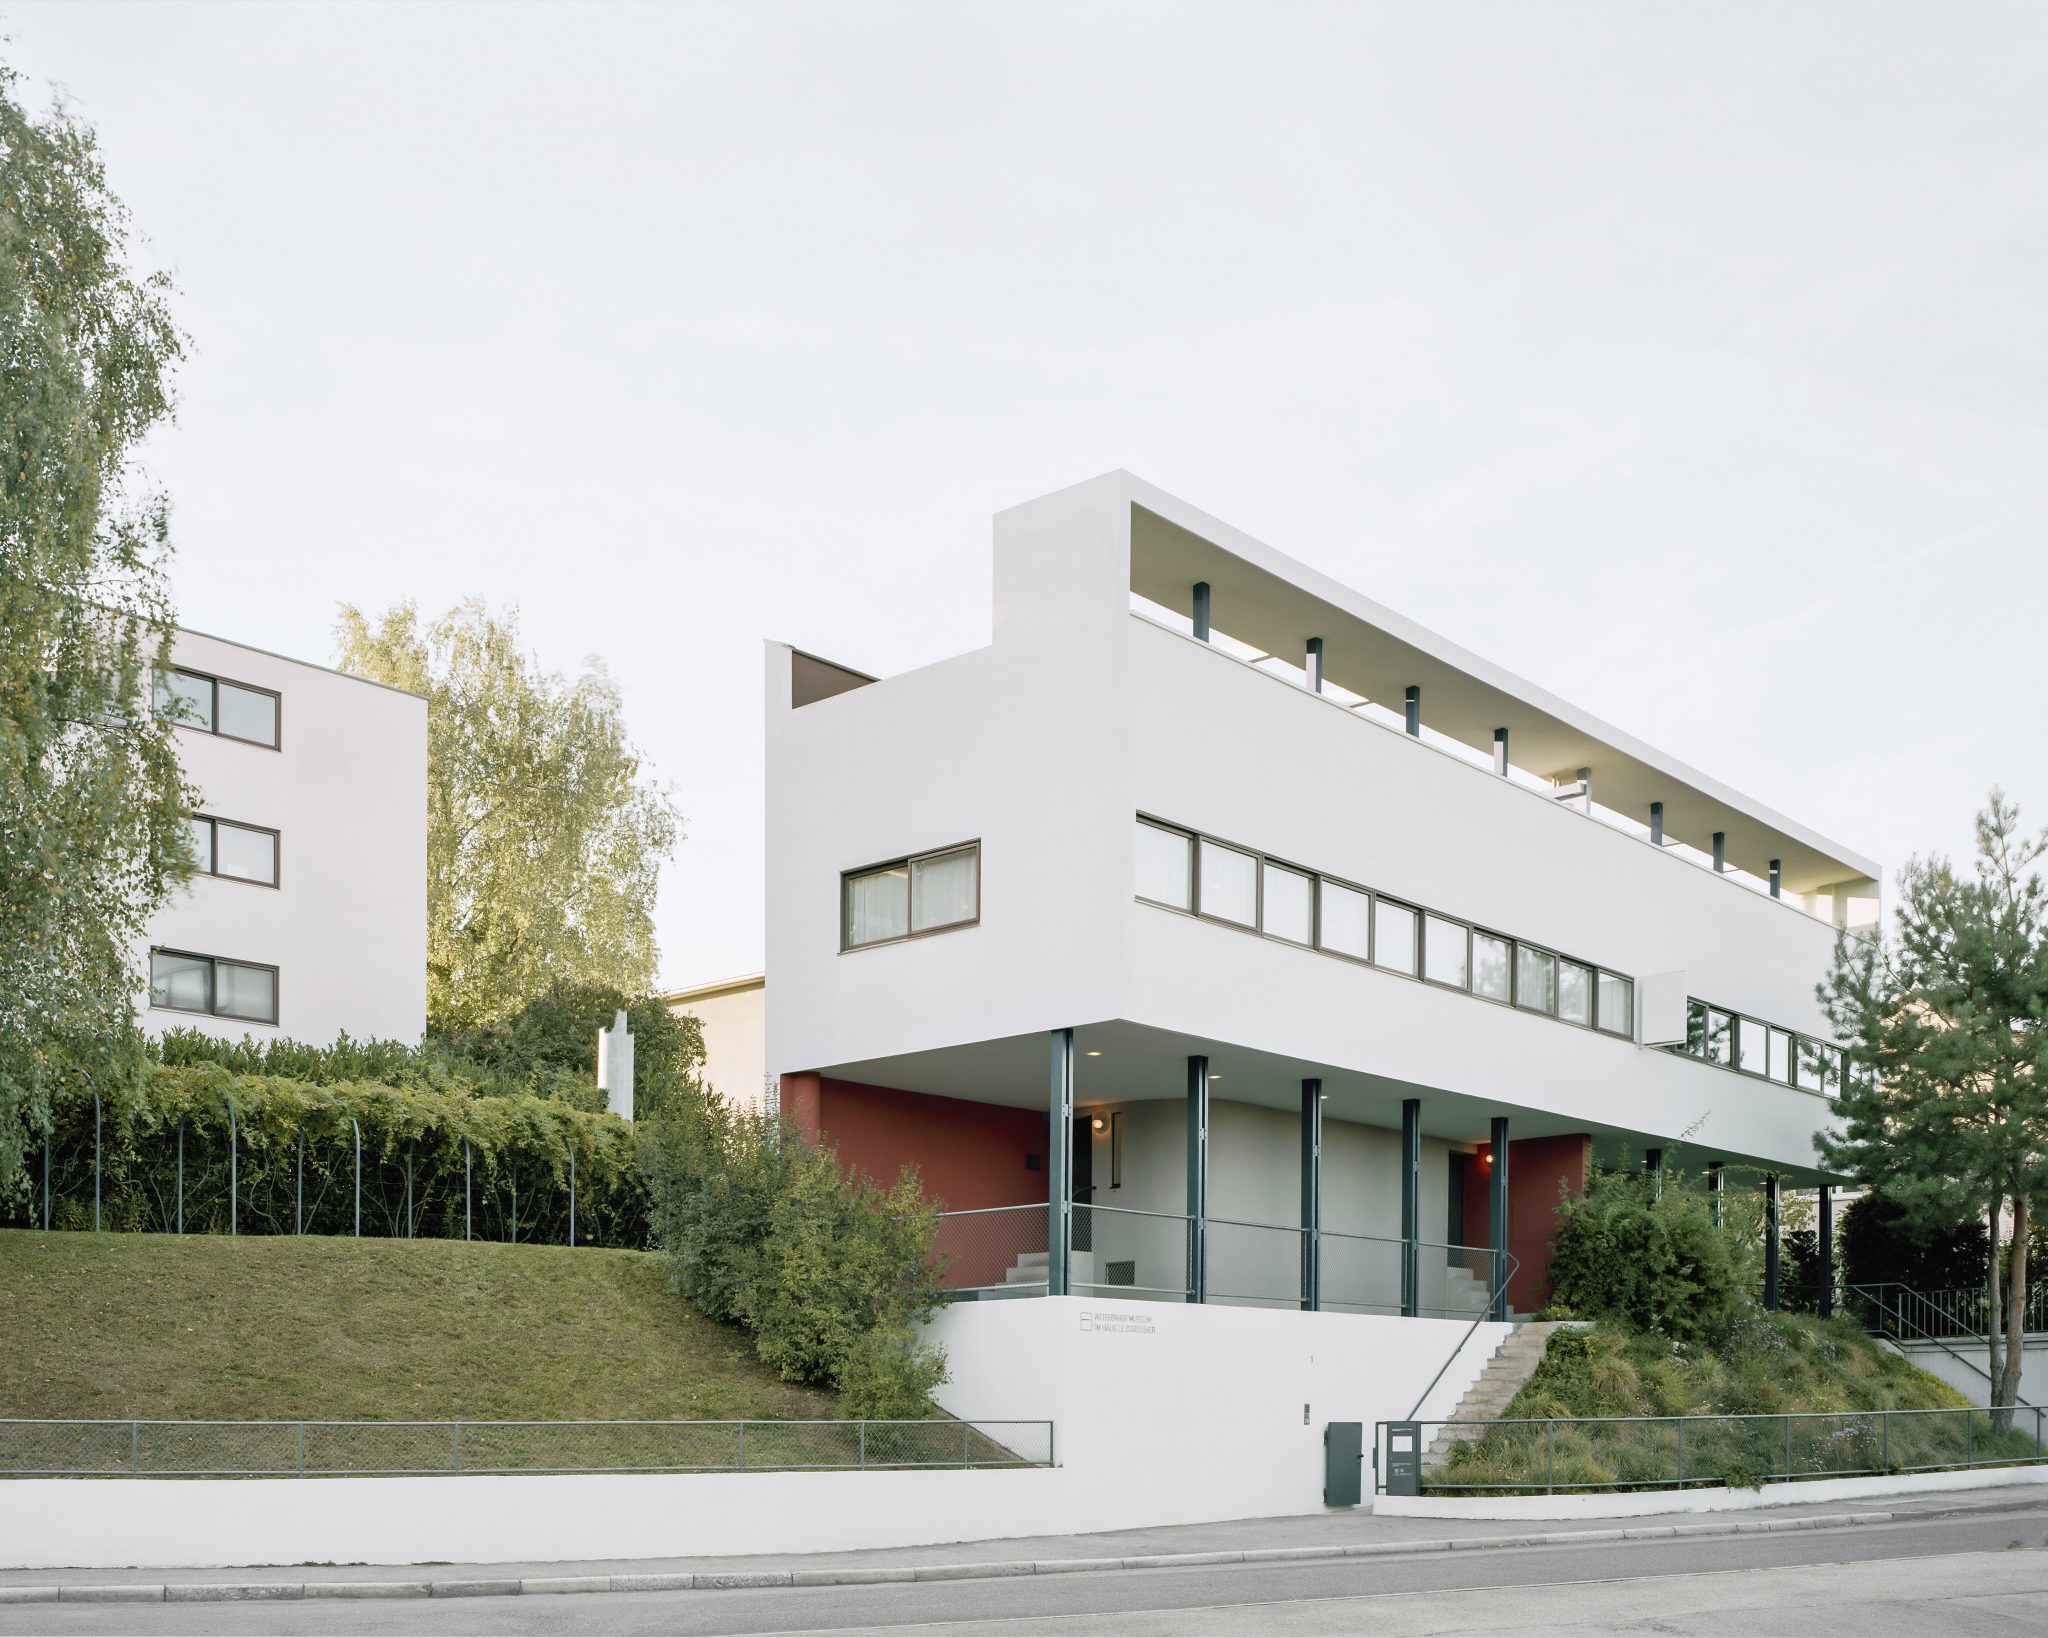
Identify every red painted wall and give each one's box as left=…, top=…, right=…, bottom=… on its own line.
left=1463, top=1134, right=1592, bottom=1314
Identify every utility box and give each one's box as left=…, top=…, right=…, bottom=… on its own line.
left=1383, top=1421, right=1422, bottom=1497
left=1323, top=1421, right=1364, bottom=1507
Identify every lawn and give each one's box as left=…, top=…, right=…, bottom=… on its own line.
left=1430, top=1310, right=2046, bottom=1493
left=0, top=1228, right=839, bottom=1424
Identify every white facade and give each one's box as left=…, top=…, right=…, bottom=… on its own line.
left=140, top=629, right=428, bottom=1047
left=666, top=973, right=767, bottom=1110
left=765, top=473, right=1879, bottom=1316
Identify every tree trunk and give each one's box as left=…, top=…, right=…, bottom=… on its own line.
left=1987, top=1201, right=2005, bottom=1414
left=1993, top=1194, right=2029, bottom=1433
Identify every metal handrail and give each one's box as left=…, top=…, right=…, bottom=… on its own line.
left=1405, top=1248, right=1521, bottom=1421
left=1846, top=1282, right=1998, bottom=1387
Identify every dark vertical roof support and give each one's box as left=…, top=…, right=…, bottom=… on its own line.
left=1769, top=859, right=1782, bottom=899
left=1305, top=636, right=1324, bottom=693
left=1713, top=832, right=1728, bottom=873
left=1403, top=686, right=1420, bottom=738
left=1191, top=581, right=1211, bottom=643
left=1649, top=801, right=1664, bottom=846
left=1493, top=728, right=1508, bottom=777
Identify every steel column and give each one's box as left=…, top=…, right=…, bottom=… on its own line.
left=1818, top=1184, right=1834, bottom=1318
left=1493, top=727, right=1508, bottom=776
left=1649, top=801, right=1664, bottom=845
left=1399, top=1097, right=1420, bottom=1317
left=1404, top=686, right=1421, bottom=737
left=1300, top=1080, right=1322, bottom=1312
left=1644, top=1147, right=1663, bottom=1198
left=1764, top=1175, right=1781, bottom=1310
left=1713, top=831, right=1727, bottom=872
left=1769, top=858, right=1783, bottom=899
left=1047, top=1029, right=1074, bottom=1297
left=1708, top=1160, right=1724, bottom=1228
left=1192, top=581, right=1211, bottom=642
left=1305, top=637, right=1324, bottom=692
left=1186, top=1055, right=1209, bottom=1304
left=1489, top=1116, right=1511, bottom=1322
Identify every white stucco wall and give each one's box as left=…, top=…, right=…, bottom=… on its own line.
left=139, top=630, right=427, bottom=1047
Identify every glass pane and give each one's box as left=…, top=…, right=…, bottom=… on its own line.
left=1319, top=881, right=1370, bottom=959
left=1424, top=915, right=1468, bottom=988
left=1262, top=863, right=1313, bottom=944
left=187, top=816, right=214, bottom=875
left=1738, top=1018, right=1767, bottom=1076
left=1472, top=933, right=1511, bottom=1001
left=1705, top=1009, right=1734, bottom=1066
left=156, top=669, right=213, bottom=731
left=1558, top=961, right=1592, bottom=1025
left=1769, top=1028, right=1792, bottom=1082
left=1597, top=972, right=1632, bottom=1036
left=1374, top=901, right=1417, bottom=976
left=911, top=847, right=977, bottom=931
left=846, top=865, right=909, bottom=946
left=1516, top=946, right=1556, bottom=1013
left=1685, top=999, right=1708, bottom=1055
left=215, top=961, right=276, bottom=1024
left=150, top=951, right=212, bottom=1012
left=1197, top=840, right=1258, bottom=926
left=1134, top=823, right=1191, bottom=909
left=214, top=822, right=277, bottom=886
left=217, top=681, right=278, bottom=746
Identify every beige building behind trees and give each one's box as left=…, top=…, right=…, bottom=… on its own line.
left=666, top=973, right=766, bottom=1110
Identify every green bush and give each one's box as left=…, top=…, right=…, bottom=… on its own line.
left=641, top=1089, right=947, bottom=1417
left=1546, top=1168, right=1744, bottom=1343
left=0, top=1061, right=646, bottom=1246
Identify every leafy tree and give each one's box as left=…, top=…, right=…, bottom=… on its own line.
left=1819, top=791, right=2048, bottom=1427
left=334, top=600, right=679, bottom=1031
left=0, top=66, right=191, bottom=1202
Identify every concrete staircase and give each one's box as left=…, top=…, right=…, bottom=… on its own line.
left=1422, top=1320, right=1572, bottom=1470
left=993, top=1249, right=1098, bottom=1296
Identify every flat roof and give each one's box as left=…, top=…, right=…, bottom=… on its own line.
left=666, top=973, right=766, bottom=1005
left=1116, top=476, right=1878, bottom=896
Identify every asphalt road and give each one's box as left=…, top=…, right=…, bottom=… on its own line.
left=8, top=1504, right=2047, bottom=1637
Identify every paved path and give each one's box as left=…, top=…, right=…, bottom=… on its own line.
left=3, top=1488, right=2044, bottom=1635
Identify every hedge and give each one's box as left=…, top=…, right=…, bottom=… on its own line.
left=0, top=1063, right=647, bottom=1247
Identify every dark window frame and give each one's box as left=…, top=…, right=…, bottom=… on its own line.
left=841, top=840, right=982, bottom=952
left=158, top=665, right=283, bottom=751
left=1665, top=994, right=1843, bottom=1097
left=189, top=814, right=282, bottom=889
left=147, top=947, right=280, bottom=1026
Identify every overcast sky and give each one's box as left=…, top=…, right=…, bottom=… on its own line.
left=9, top=1, right=2046, bottom=988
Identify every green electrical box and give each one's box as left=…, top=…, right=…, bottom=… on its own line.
left=1323, top=1421, right=1364, bottom=1507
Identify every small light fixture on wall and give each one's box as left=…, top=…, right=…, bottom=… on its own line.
left=1090, top=1115, right=1108, bottom=1134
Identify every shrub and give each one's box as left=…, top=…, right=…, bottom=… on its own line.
left=641, top=1089, right=948, bottom=1417
left=1545, top=1168, right=1744, bottom=1343
left=1839, top=1190, right=1988, bottom=1294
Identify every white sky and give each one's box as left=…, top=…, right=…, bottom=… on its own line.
left=9, top=0, right=2046, bottom=989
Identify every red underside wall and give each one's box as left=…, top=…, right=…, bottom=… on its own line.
left=1464, top=1134, right=1593, bottom=1314
left=778, top=1074, right=1050, bottom=1293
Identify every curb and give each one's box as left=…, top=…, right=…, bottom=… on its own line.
left=0, top=1510, right=1896, bottom=1606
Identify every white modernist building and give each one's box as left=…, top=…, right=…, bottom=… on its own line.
left=767, top=473, right=1878, bottom=1327
left=141, top=628, right=428, bottom=1046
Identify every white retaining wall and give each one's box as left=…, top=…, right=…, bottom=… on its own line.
left=0, top=1299, right=1505, bottom=1570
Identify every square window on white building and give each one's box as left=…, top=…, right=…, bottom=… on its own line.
left=1135, top=822, right=1193, bottom=910
left=845, top=863, right=910, bottom=946
left=1375, top=900, right=1418, bottom=977
left=1473, top=932, right=1511, bottom=1001
left=910, top=846, right=978, bottom=932
left=1318, top=880, right=1370, bottom=960
left=1597, top=971, right=1632, bottom=1036
left=1261, top=861, right=1313, bottom=945
left=1198, top=839, right=1258, bottom=927
left=1516, top=946, right=1556, bottom=1014
left=1557, top=960, right=1592, bottom=1025
left=1424, top=915, right=1468, bottom=989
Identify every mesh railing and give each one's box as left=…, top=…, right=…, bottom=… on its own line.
left=1206, top=1216, right=1302, bottom=1308
left=1073, top=1203, right=1190, bottom=1300
left=932, top=1203, right=1050, bottom=1296
left=0, top=1418, right=1055, bottom=1478
left=1844, top=1283, right=2048, bottom=1341
left=1323, top=1231, right=1499, bottom=1319
left=1395, top=1404, right=2048, bottom=1495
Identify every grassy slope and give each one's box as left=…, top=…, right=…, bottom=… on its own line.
left=0, top=1229, right=838, bottom=1423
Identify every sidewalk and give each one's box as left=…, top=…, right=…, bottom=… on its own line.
left=4, top=1482, right=2043, bottom=1605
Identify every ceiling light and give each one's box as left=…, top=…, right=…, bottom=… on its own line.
left=1085, top=1050, right=1102, bottom=1057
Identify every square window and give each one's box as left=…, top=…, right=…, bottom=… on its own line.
left=214, top=821, right=278, bottom=886
left=1375, top=900, right=1417, bottom=977
left=910, top=846, right=977, bottom=931
left=1558, top=961, right=1592, bottom=1025
left=149, top=950, right=211, bottom=1013
left=215, top=961, right=277, bottom=1024
left=846, top=864, right=910, bottom=947
left=217, top=681, right=278, bottom=747
left=1705, top=1008, right=1734, bottom=1066
left=1473, top=932, right=1511, bottom=1002
left=1516, top=946, right=1557, bottom=1013
left=187, top=816, right=215, bottom=875
left=1738, top=1018, right=1767, bottom=1076
left=1198, top=839, right=1258, bottom=926
left=1135, top=823, right=1192, bottom=910
left=1597, top=972, right=1632, bottom=1036
left=1319, top=881, right=1370, bottom=960
left=1769, top=1027, right=1793, bottom=1083
left=156, top=669, right=213, bottom=731
left=1261, top=862, right=1313, bottom=945
left=1424, top=915, right=1468, bottom=988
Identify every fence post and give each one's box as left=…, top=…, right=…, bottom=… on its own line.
left=964, top=1418, right=971, bottom=1468
left=1967, top=1411, right=1974, bottom=1466
left=511, top=1170, right=518, bottom=1244
left=405, top=1141, right=414, bottom=1239
left=1676, top=1417, right=1684, bottom=1486
left=93, top=1090, right=101, bottom=1233
left=737, top=1422, right=745, bottom=1473
left=1546, top=1420, right=1555, bottom=1495
left=1783, top=1415, right=1792, bottom=1479
left=1883, top=1411, right=1889, bottom=1473
left=176, top=1122, right=184, bottom=1234
left=860, top=1422, right=867, bottom=1471
left=351, top=1118, right=361, bottom=1238
left=130, top=1422, right=139, bottom=1476
left=229, top=1103, right=237, bottom=1237
left=42, top=1124, right=50, bottom=1231
left=297, top=1423, right=305, bottom=1478
left=567, top=1140, right=576, bottom=1249
left=296, top=1131, right=304, bottom=1235
left=464, top=1141, right=472, bottom=1242
left=453, top=1423, right=462, bottom=1475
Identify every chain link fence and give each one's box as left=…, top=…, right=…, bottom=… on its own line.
left=0, top=1418, right=1055, bottom=1478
